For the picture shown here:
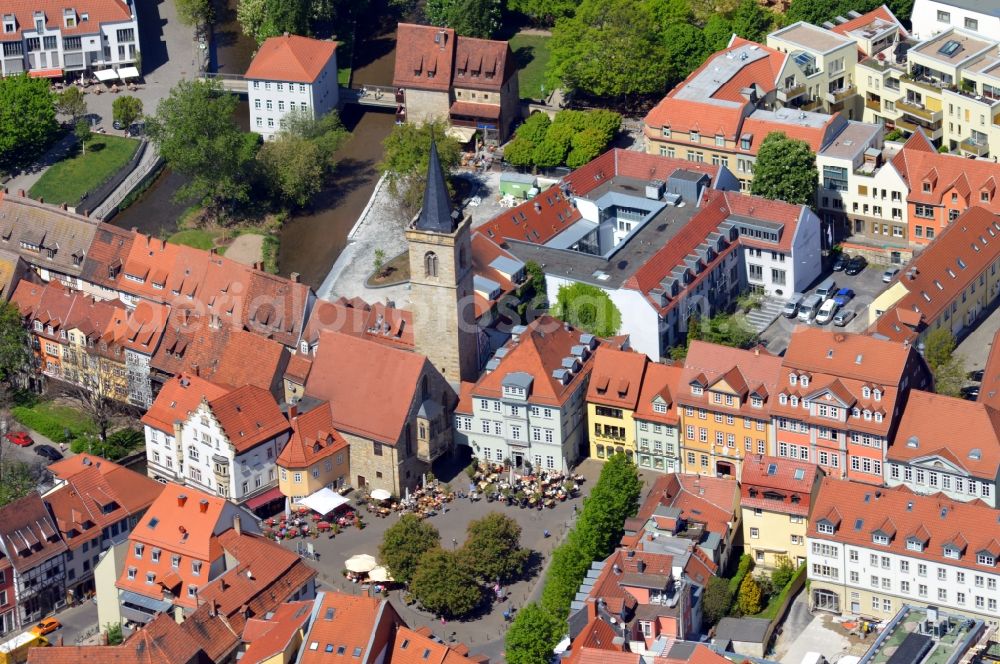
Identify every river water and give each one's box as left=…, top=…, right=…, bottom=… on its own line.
left=115, top=6, right=398, bottom=288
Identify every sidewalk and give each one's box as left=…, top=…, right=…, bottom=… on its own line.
left=4, top=133, right=80, bottom=194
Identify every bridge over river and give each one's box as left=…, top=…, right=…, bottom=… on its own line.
left=200, top=73, right=398, bottom=110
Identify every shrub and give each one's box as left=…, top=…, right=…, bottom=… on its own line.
left=703, top=576, right=733, bottom=626
left=771, top=558, right=796, bottom=589
left=727, top=554, right=754, bottom=595
left=736, top=574, right=763, bottom=615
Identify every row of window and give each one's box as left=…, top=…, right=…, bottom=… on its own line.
left=253, top=99, right=309, bottom=113
left=252, top=81, right=309, bottom=93
left=888, top=464, right=992, bottom=497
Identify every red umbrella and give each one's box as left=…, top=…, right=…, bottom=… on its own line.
left=312, top=513, right=322, bottom=521
left=318, top=521, right=330, bottom=531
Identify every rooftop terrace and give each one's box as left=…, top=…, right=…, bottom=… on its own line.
left=861, top=606, right=984, bottom=664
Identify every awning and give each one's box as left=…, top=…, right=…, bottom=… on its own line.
left=29, top=68, right=63, bottom=79
left=299, top=487, right=348, bottom=516
left=243, top=486, right=284, bottom=510
left=120, top=589, right=172, bottom=613
left=450, top=101, right=501, bottom=119
left=95, top=69, right=118, bottom=82
left=118, top=66, right=140, bottom=80
left=446, top=125, right=477, bottom=143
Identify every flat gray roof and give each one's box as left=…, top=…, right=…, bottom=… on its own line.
left=501, top=172, right=537, bottom=184
left=673, top=43, right=771, bottom=105
left=819, top=121, right=882, bottom=160
left=748, top=106, right=832, bottom=129
left=912, top=29, right=994, bottom=67
left=771, top=22, right=853, bottom=53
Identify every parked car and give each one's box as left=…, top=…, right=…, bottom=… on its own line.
left=31, top=618, right=61, bottom=636
left=4, top=431, right=33, bottom=447
left=33, top=445, right=63, bottom=462
left=833, top=309, right=857, bottom=327
left=797, top=294, right=824, bottom=322
left=815, top=298, right=839, bottom=325
left=832, top=254, right=851, bottom=271
left=783, top=293, right=804, bottom=318
left=882, top=267, right=901, bottom=283
left=833, top=288, right=855, bottom=306
left=845, top=256, right=868, bottom=275
left=968, top=369, right=985, bottom=382
left=815, top=277, right=838, bottom=300
left=961, top=385, right=981, bottom=401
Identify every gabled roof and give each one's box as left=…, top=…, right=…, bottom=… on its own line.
left=388, top=626, right=482, bottom=664
left=277, top=402, right=347, bottom=469
left=81, top=223, right=134, bottom=289
left=740, top=454, right=821, bottom=516
left=126, top=483, right=227, bottom=563
left=586, top=346, right=648, bottom=410
left=828, top=5, right=907, bottom=49
left=302, top=297, right=414, bottom=350
left=784, top=327, right=916, bottom=385
left=0, top=0, right=133, bottom=41
left=890, top=389, right=1000, bottom=479
left=452, top=35, right=514, bottom=91
left=0, top=193, right=98, bottom=276
left=393, top=23, right=456, bottom=92
left=305, top=331, right=430, bottom=445
left=208, top=385, right=289, bottom=453
left=298, top=593, right=392, bottom=664
left=244, top=35, right=337, bottom=84
left=141, top=373, right=230, bottom=433
left=634, top=362, right=683, bottom=425
left=638, top=474, right=739, bottom=539
left=585, top=548, right=675, bottom=616
left=241, top=600, right=312, bottom=663
left=678, top=341, right=781, bottom=416
left=0, top=492, right=67, bottom=573
left=893, top=132, right=1000, bottom=208
left=26, top=612, right=202, bottom=664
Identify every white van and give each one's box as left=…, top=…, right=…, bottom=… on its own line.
left=815, top=298, right=839, bottom=325
left=815, top=277, right=838, bottom=300
left=797, top=294, right=823, bottom=322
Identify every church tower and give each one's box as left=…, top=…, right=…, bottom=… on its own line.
left=406, top=140, right=479, bottom=383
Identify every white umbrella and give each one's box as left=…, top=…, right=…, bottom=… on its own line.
left=368, top=566, right=394, bottom=582
left=344, top=554, right=378, bottom=573
left=370, top=489, right=391, bottom=502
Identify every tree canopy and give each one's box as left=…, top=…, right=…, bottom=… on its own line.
left=379, top=120, right=461, bottom=218
left=0, top=75, right=57, bottom=171
left=378, top=514, right=440, bottom=584
left=508, top=0, right=576, bottom=26
left=175, top=0, right=214, bottom=25
left=145, top=80, right=260, bottom=213
left=0, top=302, right=30, bottom=383
left=459, top=512, right=530, bottom=584
left=505, top=603, right=565, bottom=664
left=256, top=110, right=349, bottom=208
left=553, top=282, right=622, bottom=337
left=506, top=110, right=621, bottom=171
left=750, top=132, right=818, bottom=206
left=924, top=328, right=965, bottom=397
left=55, top=86, right=88, bottom=123
left=425, top=0, right=501, bottom=38
left=410, top=549, right=483, bottom=618
left=112, top=95, right=144, bottom=128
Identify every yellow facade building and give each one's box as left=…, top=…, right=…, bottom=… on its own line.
left=586, top=346, right=649, bottom=463
left=277, top=402, right=350, bottom=505
left=740, top=454, right=822, bottom=570
left=677, top=342, right=781, bottom=478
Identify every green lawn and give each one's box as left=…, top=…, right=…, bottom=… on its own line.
left=12, top=400, right=98, bottom=443
left=29, top=135, right=140, bottom=207
left=509, top=33, right=552, bottom=101
left=168, top=229, right=221, bottom=251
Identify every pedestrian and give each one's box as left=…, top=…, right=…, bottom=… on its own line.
left=440, top=616, right=446, bottom=625
left=452, top=537, right=458, bottom=548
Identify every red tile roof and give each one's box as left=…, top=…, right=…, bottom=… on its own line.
left=829, top=4, right=908, bottom=47
left=869, top=207, right=1000, bottom=343
left=277, top=401, right=347, bottom=469
left=890, top=390, right=1000, bottom=480
left=298, top=593, right=393, bottom=664
left=285, top=353, right=313, bottom=383
left=393, top=23, right=456, bottom=92
left=633, top=362, right=683, bottom=426
left=82, top=223, right=134, bottom=290
left=389, top=626, right=481, bottom=664
left=810, top=477, right=1000, bottom=573
left=0, top=492, right=67, bottom=573
left=638, top=474, right=740, bottom=539
left=740, top=454, right=822, bottom=516
left=0, top=0, right=133, bottom=41
left=141, top=373, right=230, bottom=433
left=585, top=548, right=675, bottom=615
left=452, top=35, right=514, bottom=91
left=241, top=600, right=313, bottom=663
left=450, top=101, right=500, bottom=119
left=27, top=612, right=202, bottom=664
left=893, top=132, right=1000, bottom=208
left=678, top=341, right=782, bottom=418
left=586, top=346, right=648, bottom=410
left=244, top=35, right=338, bottom=83
left=302, top=297, right=414, bottom=350
left=208, top=385, right=289, bottom=453
left=471, top=315, right=596, bottom=408
left=305, top=331, right=429, bottom=445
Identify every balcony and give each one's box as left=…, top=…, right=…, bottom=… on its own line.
left=960, top=136, right=990, bottom=157
left=801, top=98, right=824, bottom=112
left=865, top=98, right=882, bottom=112
left=777, top=82, right=806, bottom=102
left=825, top=84, right=856, bottom=104
left=901, top=73, right=951, bottom=94
left=896, top=99, right=942, bottom=123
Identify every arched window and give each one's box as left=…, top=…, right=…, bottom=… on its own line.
left=424, top=251, right=438, bottom=277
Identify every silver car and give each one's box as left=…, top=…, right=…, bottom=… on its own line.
left=833, top=309, right=856, bottom=327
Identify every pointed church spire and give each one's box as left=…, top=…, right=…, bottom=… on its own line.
left=415, top=135, right=456, bottom=233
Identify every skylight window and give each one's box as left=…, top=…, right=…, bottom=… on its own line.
left=938, top=39, right=961, bottom=57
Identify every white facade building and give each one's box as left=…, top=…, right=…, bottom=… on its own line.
left=245, top=34, right=339, bottom=141
left=0, top=0, right=140, bottom=77
left=910, top=0, right=1000, bottom=40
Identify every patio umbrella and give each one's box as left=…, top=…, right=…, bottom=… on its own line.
left=368, top=566, right=394, bottom=582
left=344, top=554, right=378, bottom=573
left=370, top=489, right=391, bottom=502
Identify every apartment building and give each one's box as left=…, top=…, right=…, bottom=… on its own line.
left=807, top=477, right=1000, bottom=625
left=297, top=593, right=401, bottom=664
left=586, top=345, right=646, bottom=463
left=277, top=401, right=350, bottom=505
left=677, top=342, right=781, bottom=478
left=740, top=454, right=822, bottom=570
left=766, top=22, right=860, bottom=117
left=44, top=456, right=163, bottom=600
left=393, top=23, right=519, bottom=143
left=887, top=390, right=1000, bottom=508
left=245, top=35, right=339, bottom=141
left=454, top=316, right=599, bottom=473
left=634, top=362, right=684, bottom=474
left=911, top=0, right=1000, bottom=40
left=0, top=493, right=67, bottom=631
left=0, top=0, right=140, bottom=78
left=869, top=206, right=1000, bottom=344
left=774, top=328, right=932, bottom=483
left=0, top=558, right=13, bottom=637
left=643, top=38, right=850, bottom=191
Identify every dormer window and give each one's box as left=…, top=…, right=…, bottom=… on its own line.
left=33, top=11, right=44, bottom=32
left=299, top=341, right=308, bottom=354
left=862, top=386, right=871, bottom=398
left=873, top=389, right=881, bottom=401
left=662, top=126, right=671, bottom=138
left=873, top=534, right=889, bottom=545
left=864, top=410, right=872, bottom=420
left=790, top=374, right=797, bottom=386
left=907, top=540, right=923, bottom=552
left=977, top=553, right=996, bottom=566
left=690, top=131, right=700, bottom=142
left=653, top=402, right=667, bottom=414
left=33, top=320, right=42, bottom=331
left=691, top=386, right=703, bottom=396
left=982, top=191, right=991, bottom=203
left=751, top=396, right=762, bottom=408
left=63, top=8, right=76, bottom=27
left=2, top=15, right=15, bottom=33
left=790, top=396, right=799, bottom=407
left=943, top=546, right=959, bottom=559
left=800, top=376, right=809, bottom=387
left=779, top=394, right=788, bottom=405
left=923, top=182, right=931, bottom=193
left=874, top=412, right=883, bottom=422
left=818, top=522, right=834, bottom=534
left=134, top=543, right=144, bottom=558
left=852, top=407, right=860, bottom=417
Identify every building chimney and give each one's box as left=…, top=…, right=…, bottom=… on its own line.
left=17, top=189, right=24, bottom=197
left=637, top=559, right=646, bottom=573
left=199, top=499, right=209, bottom=513
left=253, top=261, right=263, bottom=271
left=191, top=363, right=199, bottom=377
left=234, top=513, right=242, bottom=535
left=177, top=493, right=188, bottom=507
left=290, top=272, right=300, bottom=283
left=289, top=404, right=298, bottom=420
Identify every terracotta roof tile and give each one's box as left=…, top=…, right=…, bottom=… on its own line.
left=450, top=101, right=500, bottom=119
left=0, top=492, right=67, bottom=573
left=303, top=297, right=414, bottom=350
left=829, top=4, right=907, bottom=44
left=27, top=612, right=202, bottom=664
left=740, top=454, right=821, bottom=516
left=634, top=362, right=683, bottom=425
left=141, top=373, right=230, bottom=433
left=810, top=477, right=1000, bottom=573
left=393, top=23, right=456, bottom=92
left=586, top=346, right=648, bottom=410
left=678, top=341, right=782, bottom=417
left=0, top=0, right=132, bottom=41
left=285, top=353, right=313, bottom=382
left=81, top=223, right=134, bottom=289
left=452, top=36, right=514, bottom=90
left=244, top=35, right=337, bottom=84
left=389, top=626, right=482, bottom=664
left=241, top=600, right=312, bottom=663
left=277, top=401, right=347, bottom=468
left=894, top=133, right=1000, bottom=207
left=637, top=474, right=740, bottom=538
left=208, top=385, right=289, bottom=453
left=298, top=593, right=392, bottom=664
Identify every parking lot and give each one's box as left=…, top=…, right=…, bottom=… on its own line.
left=759, top=257, right=892, bottom=354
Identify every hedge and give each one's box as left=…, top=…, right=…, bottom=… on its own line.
left=755, top=564, right=807, bottom=620
left=727, top=554, right=754, bottom=596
